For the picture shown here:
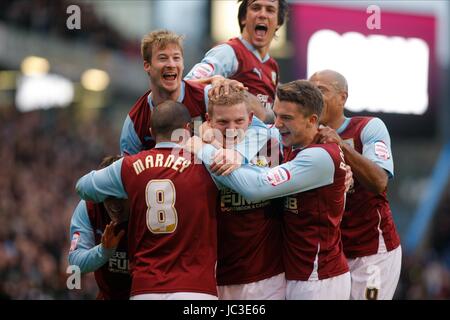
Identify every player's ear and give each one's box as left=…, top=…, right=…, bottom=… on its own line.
left=248, top=111, right=254, bottom=124
left=240, top=16, right=247, bottom=32
left=143, top=60, right=151, bottom=72
left=205, top=113, right=211, bottom=122
left=308, top=114, right=319, bottom=128
left=184, top=122, right=193, bottom=140
left=182, top=122, right=192, bottom=139
left=340, top=91, right=348, bottom=105
left=306, top=114, right=319, bottom=129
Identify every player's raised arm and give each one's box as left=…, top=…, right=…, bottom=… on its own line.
left=341, top=120, right=390, bottom=194
left=317, top=119, right=391, bottom=194
left=120, top=114, right=144, bottom=156
left=68, top=200, right=115, bottom=273
left=185, top=44, right=239, bottom=80
left=239, top=91, right=274, bottom=124
left=75, top=159, right=127, bottom=203
left=198, top=144, right=336, bottom=202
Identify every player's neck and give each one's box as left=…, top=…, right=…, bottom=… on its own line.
left=241, top=33, right=270, bottom=59
left=294, top=130, right=317, bottom=149
left=150, top=85, right=181, bottom=106
left=327, top=115, right=346, bottom=131
left=155, top=136, right=184, bottom=146
left=256, top=46, right=269, bottom=59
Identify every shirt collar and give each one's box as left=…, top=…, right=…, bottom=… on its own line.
left=154, top=142, right=181, bottom=149
left=336, top=117, right=351, bottom=134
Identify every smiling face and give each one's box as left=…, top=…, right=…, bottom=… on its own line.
left=273, top=80, right=324, bottom=148
left=208, top=102, right=253, bottom=146
left=144, top=43, right=184, bottom=94
left=273, top=98, right=317, bottom=148
left=241, top=0, right=279, bottom=53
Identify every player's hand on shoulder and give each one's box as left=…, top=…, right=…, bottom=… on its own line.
left=101, top=222, right=125, bottom=250
left=210, top=148, right=243, bottom=176
left=317, top=126, right=343, bottom=147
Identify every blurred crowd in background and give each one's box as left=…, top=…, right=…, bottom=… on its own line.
left=0, top=105, right=118, bottom=299
left=396, top=186, right=450, bottom=299
left=0, top=0, right=139, bottom=55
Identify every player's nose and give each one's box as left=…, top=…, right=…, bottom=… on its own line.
left=257, top=7, right=269, bottom=19
left=274, top=117, right=283, bottom=129
left=225, top=128, right=239, bottom=139
left=166, top=57, right=177, bottom=68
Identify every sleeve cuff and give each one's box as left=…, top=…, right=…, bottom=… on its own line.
left=98, top=244, right=116, bottom=260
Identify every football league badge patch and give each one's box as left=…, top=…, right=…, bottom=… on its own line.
left=192, top=63, right=214, bottom=79
left=266, top=167, right=291, bottom=186
left=70, top=232, right=80, bottom=252
left=374, top=141, right=390, bottom=160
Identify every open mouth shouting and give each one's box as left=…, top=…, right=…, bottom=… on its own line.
left=279, top=130, right=291, bottom=142
left=223, top=129, right=246, bottom=146
left=254, top=24, right=268, bottom=40
left=162, top=70, right=178, bottom=82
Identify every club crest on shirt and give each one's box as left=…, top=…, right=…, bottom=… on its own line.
left=271, top=71, right=277, bottom=85
left=250, top=156, right=269, bottom=167
left=374, top=141, right=390, bottom=160
left=70, top=232, right=80, bottom=252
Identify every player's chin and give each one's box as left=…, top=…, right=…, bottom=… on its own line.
left=161, top=81, right=179, bottom=93
left=280, top=134, right=292, bottom=147
left=252, top=37, right=268, bottom=48
left=254, top=33, right=273, bottom=45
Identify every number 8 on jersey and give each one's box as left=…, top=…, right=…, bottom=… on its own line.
left=146, top=180, right=178, bottom=234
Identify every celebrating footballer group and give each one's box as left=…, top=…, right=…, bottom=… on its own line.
left=69, top=0, right=401, bottom=301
